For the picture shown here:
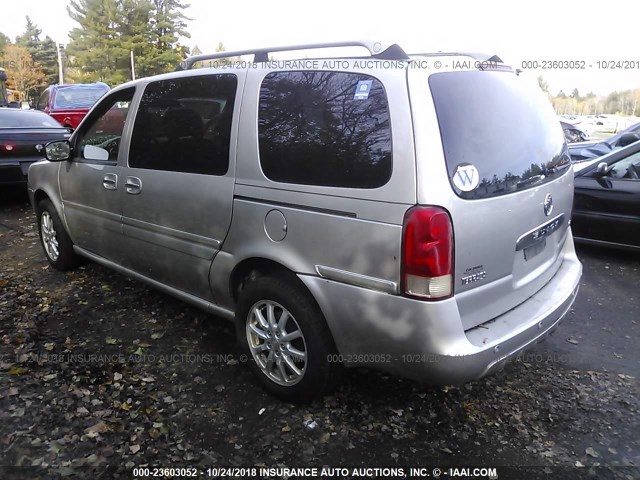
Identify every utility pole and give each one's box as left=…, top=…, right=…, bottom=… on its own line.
left=56, top=44, right=65, bottom=84
left=130, top=50, right=136, bottom=81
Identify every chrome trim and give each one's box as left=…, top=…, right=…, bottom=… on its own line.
left=515, top=213, right=565, bottom=251
left=315, top=265, right=398, bottom=295
left=74, top=246, right=235, bottom=320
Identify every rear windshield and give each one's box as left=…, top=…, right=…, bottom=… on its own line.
left=429, top=71, right=570, bottom=200
left=53, top=85, right=108, bottom=109
left=0, top=110, right=62, bottom=128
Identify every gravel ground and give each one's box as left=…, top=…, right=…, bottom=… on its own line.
left=1, top=188, right=639, bottom=480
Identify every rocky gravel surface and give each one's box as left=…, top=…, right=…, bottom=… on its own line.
left=1, top=189, right=639, bottom=480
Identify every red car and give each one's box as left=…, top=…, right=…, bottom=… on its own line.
left=35, top=83, right=110, bottom=130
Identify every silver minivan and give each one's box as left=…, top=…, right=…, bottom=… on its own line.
left=28, top=41, right=582, bottom=401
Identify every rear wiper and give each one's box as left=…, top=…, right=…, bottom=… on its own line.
left=516, top=174, right=545, bottom=189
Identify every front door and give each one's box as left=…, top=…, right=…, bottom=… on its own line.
left=58, top=87, right=136, bottom=262
left=574, top=149, right=640, bottom=247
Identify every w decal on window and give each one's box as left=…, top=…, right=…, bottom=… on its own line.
left=452, top=164, right=480, bottom=191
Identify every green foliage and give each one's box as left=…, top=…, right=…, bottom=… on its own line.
left=15, top=17, right=59, bottom=89
left=66, top=0, right=190, bottom=86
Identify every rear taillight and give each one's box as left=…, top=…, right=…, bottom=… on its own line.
left=401, top=206, right=453, bottom=300
left=1, top=143, right=16, bottom=152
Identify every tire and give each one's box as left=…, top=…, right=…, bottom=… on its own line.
left=236, top=273, right=342, bottom=402
left=37, top=199, right=81, bottom=271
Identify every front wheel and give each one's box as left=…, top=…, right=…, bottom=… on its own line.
left=236, top=274, right=342, bottom=402
left=37, top=199, right=81, bottom=271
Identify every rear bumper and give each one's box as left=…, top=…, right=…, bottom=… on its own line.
left=0, top=161, right=35, bottom=185
left=299, top=229, right=582, bottom=384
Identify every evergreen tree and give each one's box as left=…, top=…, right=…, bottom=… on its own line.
left=16, top=17, right=60, bottom=87
left=144, top=0, right=191, bottom=75
left=16, top=17, right=42, bottom=53
left=67, top=0, right=128, bottom=85
left=39, top=37, right=59, bottom=85
left=66, top=0, right=190, bottom=84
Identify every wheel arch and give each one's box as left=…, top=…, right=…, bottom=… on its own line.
left=229, top=257, right=308, bottom=305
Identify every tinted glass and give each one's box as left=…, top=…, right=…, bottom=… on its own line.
left=0, top=110, right=62, bottom=128
left=429, top=71, right=571, bottom=200
left=77, top=88, right=134, bottom=163
left=609, top=150, right=640, bottom=179
left=53, top=85, right=109, bottom=109
left=36, top=89, right=49, bottom=110
left=129, top=75, right=237, bottom=175
left=258, top=71, right=392, bottom=188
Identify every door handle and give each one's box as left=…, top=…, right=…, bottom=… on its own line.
left=103, top=173, right=118, bottom=190
left=125, top=176, right=142, bottom=195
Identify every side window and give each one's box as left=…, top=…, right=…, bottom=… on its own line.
left=258, top=71, right=392, bottom=188
left=129, top=74, right=238, bottom=175
left=36, top=89, right=49, bottom=111
left=609, top=151, right=640, bottom=179
left=76, top=88, right=134, bottom=163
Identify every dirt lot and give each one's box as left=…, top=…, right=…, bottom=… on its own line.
left=1, top=187, right=639, bottom=480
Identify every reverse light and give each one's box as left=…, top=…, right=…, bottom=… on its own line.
left=401, top=206, right=454, bottom=300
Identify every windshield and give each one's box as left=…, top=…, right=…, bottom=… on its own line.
left=53, top=85, right=109, bottom=109
left=0, top=110, right=63, bottom=128
left=429, top=71, right=571, bottom=200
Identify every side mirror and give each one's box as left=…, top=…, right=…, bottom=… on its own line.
left=45, top=140, right=71, bottom=162
left=618, top=133, right=639, bottom=147
left=595, top=162, right=608, bottom=176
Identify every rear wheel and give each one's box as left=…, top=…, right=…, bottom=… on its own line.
left=37, top=199, right=81, bottom=271
left=236, top=273, right=342, bottom=402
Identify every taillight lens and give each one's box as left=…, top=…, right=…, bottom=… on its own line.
left=401, top=206, right=453, bottom=300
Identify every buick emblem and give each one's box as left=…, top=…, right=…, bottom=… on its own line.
left=543, top=194, right=553, bottom=216
left=35, top=144, right=44, bottom=152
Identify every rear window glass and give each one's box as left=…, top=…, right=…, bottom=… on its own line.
left=258, top=71, right=392, bottom=189
left=53, top=85, right=109, bottom=109
left=0, top=110, right=62, bottom=128
left=429, top=71, right=570, bottom=200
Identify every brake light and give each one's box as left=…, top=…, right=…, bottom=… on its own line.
left=1, top=143, right=16, bottom=152
left=401, top=206, right=453, bottom=299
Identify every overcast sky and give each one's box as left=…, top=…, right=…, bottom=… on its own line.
left=2, top=0, right=638, bottom=95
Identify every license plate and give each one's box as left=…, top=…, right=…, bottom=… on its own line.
left=524, top=238, right=546, bottom=261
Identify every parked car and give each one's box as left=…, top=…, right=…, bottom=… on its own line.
left=572, top=139, right=640, bottom=250
left=569, top=121, right=640, bottom=162
left=28, top=41, right=582, bottom=401
left=0, top=109, right=71, bottom=185
left=560, top=121, right=590, bottom=143
left=35, top=83, right=110, bottom=130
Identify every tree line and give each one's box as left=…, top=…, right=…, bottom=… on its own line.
left=0, top=0, right=190, bottom=103
left=538, top=76, right=640, bottom=117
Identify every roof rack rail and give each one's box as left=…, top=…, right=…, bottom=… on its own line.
left=410, top=52, right=504, bottom=63
left=177, top=41, right=409, bottom=70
